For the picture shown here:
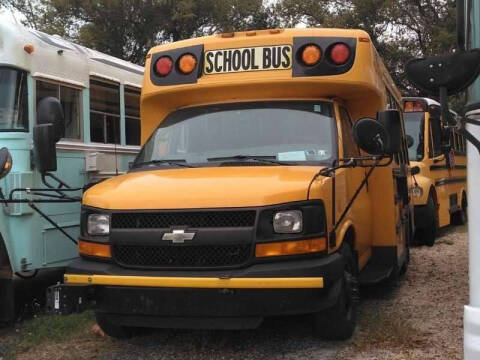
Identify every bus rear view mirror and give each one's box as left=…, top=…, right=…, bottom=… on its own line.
left=377, top=110, right=402, bottom=154
left=405, top=50, right=480, bottom=96
left=352, top=118, right=388, bottom=155
left=0, top=147, right=13, bottom=180
left=406, top=135, right=414, bottom=148
left=33, top=124, right=58, bottom=172
left=37, top=97, right=64, bottom=142
left=34, top=97, right=64, bottom=172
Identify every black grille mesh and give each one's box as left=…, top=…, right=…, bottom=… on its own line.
left=113, top=244, right=251, bottom=268
left=111, top=211, right=256, bottom=229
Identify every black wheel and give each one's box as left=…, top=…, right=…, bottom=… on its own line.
left=314, top=243, right=359, bottom=340
left=95, top=312, right=133, bottom=339
left=399, top=210, right=412, bottom=276
left=417, top=196, right=438, bottom=247
left=452, top=192, right=467, bottom=226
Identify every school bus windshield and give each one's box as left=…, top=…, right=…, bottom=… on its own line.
left=135, top=101, right=336, bottom=166
left=404, top=112, right=425, bottom=161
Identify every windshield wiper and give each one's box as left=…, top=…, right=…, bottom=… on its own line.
left=207, top=155, right=289, bottom=165
left=133, top=159, right=195, bottom=168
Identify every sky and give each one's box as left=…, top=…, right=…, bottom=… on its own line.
left=0, top=7, right=25, bottom=24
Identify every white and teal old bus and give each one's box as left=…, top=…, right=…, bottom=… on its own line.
left=0, top=20, right=143, bottom=323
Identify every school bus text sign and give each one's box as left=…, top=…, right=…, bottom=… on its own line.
left=204, top=45, right=292, bottom=75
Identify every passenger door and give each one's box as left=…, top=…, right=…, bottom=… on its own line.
left=392, top=128, right=410, bottom=262
left=428, top=114, right=451, bottom=227
left=338, top=106, right=372, bottom=264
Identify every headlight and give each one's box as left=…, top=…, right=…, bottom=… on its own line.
left=411, top=186, right=423, bottom=198
left=87, top=214, right=110, bottom=235
left=273, top=210, right=302, bottom=233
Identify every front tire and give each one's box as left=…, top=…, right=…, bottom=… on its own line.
left=452, top=192, right=467, bottom=226
left=313, top=243, right=359, bottom=340
left=416, top=196, right=438, bottom=247
left=95, top=312, right=133, bottom=339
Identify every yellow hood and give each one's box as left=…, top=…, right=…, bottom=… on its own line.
left=83, top=166, right=324, bottom=210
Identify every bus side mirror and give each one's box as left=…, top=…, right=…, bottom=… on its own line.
left=33, top=97, right=64, bottom=172
left=352, top=118, right=388, bottom=155
left=377, top=110, right=402, bottom=154
left=0, top=147, right=13, bottom=180
left=406, top=135, right=414, bottom=148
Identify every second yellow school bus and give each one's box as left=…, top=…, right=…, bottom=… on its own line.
left=48, top=28, right=413, bottom=340
left=403, top=97, right=467, bottom=246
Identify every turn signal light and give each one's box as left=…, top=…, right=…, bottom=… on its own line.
left=155, top=56, right=173, bottom=77
left=330, top=43, right=350, bottom=65
left=79, top=240, right=111, bottom=258
left=404, top=101, right=425, bottom=112
left=255, top=238, right=326, bottom=258
left=301, top=45, right=322, bottom=66
left=178, top=54, right=197, bottom=74
left=23, top=44, right=35, bottom=54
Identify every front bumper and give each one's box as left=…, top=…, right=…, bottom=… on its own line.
left=47, top=253, right=344, bottom=329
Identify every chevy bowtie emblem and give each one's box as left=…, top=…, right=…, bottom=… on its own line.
left=162, top=229, right=195, bottom=244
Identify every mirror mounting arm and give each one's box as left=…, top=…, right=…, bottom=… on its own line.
left=319, top=155, right=393, bottom=177
left=447, top=113, right=480, bottom=155
left=439, top=86, right=455, bottom=127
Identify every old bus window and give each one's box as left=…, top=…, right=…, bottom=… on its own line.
left=36, top=80, right=81, bottom=139
left=339, top=107, right=359, bottom=158
left=125, top=87, right=140, bottom=145
left=429, top=117, right=443, bottom=157
left=0, top=67, right=28, bottom=131
left=90, top=79, right=120, bottom=144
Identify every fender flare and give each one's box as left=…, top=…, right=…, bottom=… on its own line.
left=414, top=175, right=435, bottom=205
left=336, top=220, right=356, bottom=251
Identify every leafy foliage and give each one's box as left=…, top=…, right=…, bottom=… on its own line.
left=3, top=0, right=458, bottom=96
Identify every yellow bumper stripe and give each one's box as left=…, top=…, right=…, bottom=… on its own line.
left=64, top=274, right=324, bottom=289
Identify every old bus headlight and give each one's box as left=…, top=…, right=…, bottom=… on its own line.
left=87, top=214, right=110, bottom=235
left=411, top=186, right=423, bottom=198
left=273, top=210, right=303, bottom=233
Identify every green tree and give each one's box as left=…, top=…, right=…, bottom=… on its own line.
left=272, top=0, right=457, bottom=95
left=4, top=0, right=276, bottom=64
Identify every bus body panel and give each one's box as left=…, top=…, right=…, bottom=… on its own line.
left=58, top=28, right=412, bottom=331
left=0, top=21, right=143, bottom=276
left=403, top=97, right=467, bottom=229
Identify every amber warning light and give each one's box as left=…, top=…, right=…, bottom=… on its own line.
left=301, top=45, right=322, bottom=66
left=178, top=54, right=197, bottom=74
left=404, top=101, right=426, bottom=112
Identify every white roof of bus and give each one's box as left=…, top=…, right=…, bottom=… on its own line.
left=402, top=97, right=441, bottom=107
left=402, top=97, right=458, bottom=116
left=0, top=20, right=143, bottom=88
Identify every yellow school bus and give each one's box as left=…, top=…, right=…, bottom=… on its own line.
left=48, top=28, right=413, bottom=340
left=403, top=97, right=467, bottom=246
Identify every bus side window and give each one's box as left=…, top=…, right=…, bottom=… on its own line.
left=125, top=87, right=141, bottom=146
left=429, top=117, right=443, bottom=157
left=36, top=80, right=82, bottom=140
left=339, top=107, right=359, bottom=158
left=90, top=79, right=120, bottom=144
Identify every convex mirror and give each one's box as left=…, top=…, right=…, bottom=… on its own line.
left=33, top=97, right=64, bottom=172
left=352, top=110, right=403, bottom=156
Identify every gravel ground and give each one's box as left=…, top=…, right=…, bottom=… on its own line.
left=2, top=225, right=468, bottom=360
